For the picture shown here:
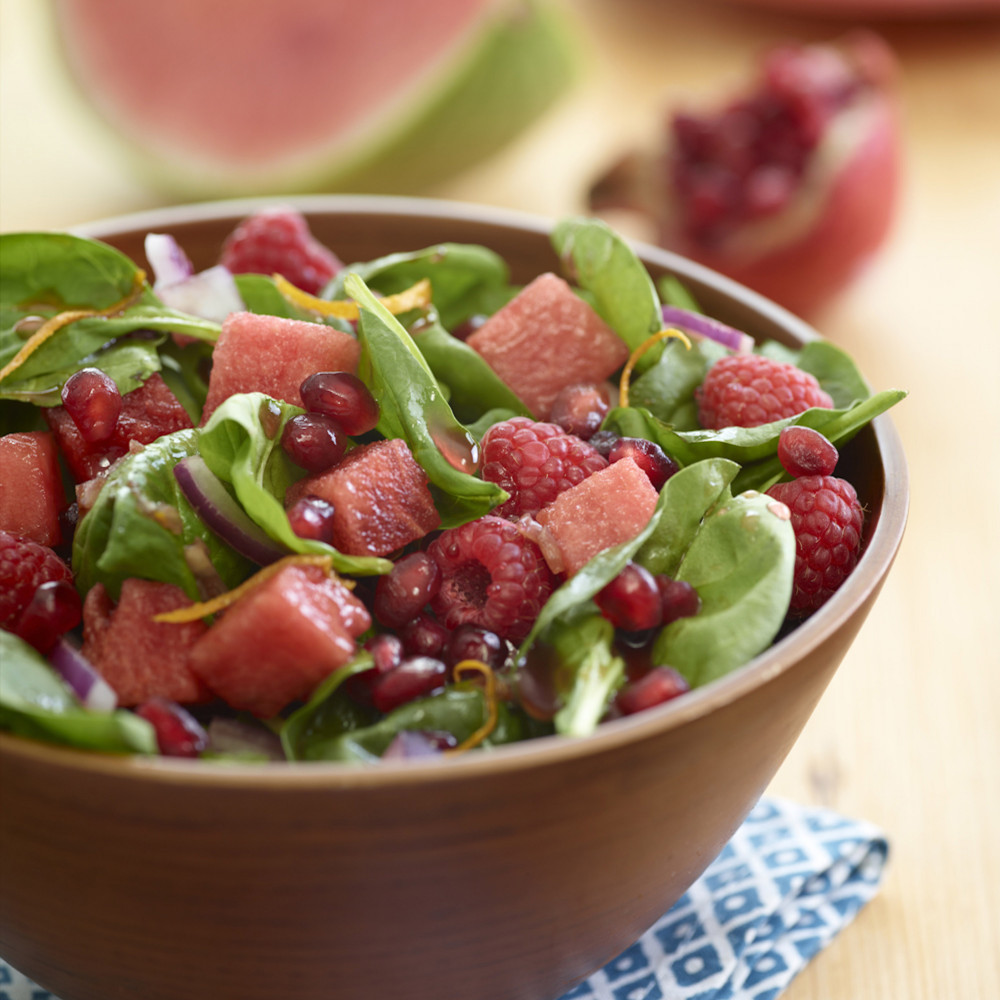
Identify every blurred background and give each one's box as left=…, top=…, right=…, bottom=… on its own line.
left=2, top=0, right=999, bottom=997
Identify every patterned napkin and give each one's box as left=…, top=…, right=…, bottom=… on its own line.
left=0, top=798, right=887, bottom=1000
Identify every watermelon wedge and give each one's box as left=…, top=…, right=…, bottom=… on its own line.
left=48, top=0, right=578, bottom=198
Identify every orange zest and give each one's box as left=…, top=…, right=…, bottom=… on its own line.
left=274, top=275, right=432, bottom=320
left=445, top=660, right=499, bottom=754
left=152, top=554, right=347, bottom=623
left=0, top=270, right=148, bottom=384
left=618, top=327, right=692, bottom=409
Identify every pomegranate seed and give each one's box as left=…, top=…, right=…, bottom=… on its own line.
left=370, top=656, right=448, bottom=713
left=400, top=613, right=450, bottom=659
left=445, top=624, right=506, bottom=672
left=608, top=437, right=679, bottom=490
left=450, top=315, right=488, bottom=342
left=60, top=368, right=122, bottom=443
left=299, top=372, right=380, bottom=436
left=373, top=552, right=442, bottom=629
left=285, top=494, right=336, bottom=543
left=656, top=576, right=702, bottom=625
left=548, top=383, right=610, bottom=440
left=280, top=413, right=347, bottom=472
left=135, top=698, right=208, bottom=758
left=588, top=429, right=620, bottom=457
left=13, top=580, right=82, bottom=654
left=777, top=425, right=839, bottom=478
left=615, top=667, right=690, bottom=716
left=346, top=633, right=406, bottom=706
left=596, top=562, right=663, bottom=632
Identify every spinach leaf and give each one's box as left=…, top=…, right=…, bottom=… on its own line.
left=234, top=273, right=354, bottom=333
left=158, top=336, right=213, bottom=423
left=653, top=488, right=795, bottom=687
left=325, top=243, right=514, bottom=331
left=627, top=337, right=727, bottom=429
left=550, top=216, right=661, bottom=370
left=72, top=428, right=254, bottom=601
left=0, top=632, right=157, bottom=753
left=410, top=318, right=530, bottom=423
left=197, top=392, right=393, bottom=576
left=346, top=274, right=507, bottom=527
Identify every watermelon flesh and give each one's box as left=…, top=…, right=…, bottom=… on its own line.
left=201, top=311, right=361, bottom=423
left=285, top=438, right=441, bottom=557
left=81, top=579, right=213, bottom=706
left=536, top=457, right=659, bottom=575
left=0, top=431, right=66, bottom=547
left=188, top=564, right=372, bottom=718
left=466, top=273, right=630, bottom=419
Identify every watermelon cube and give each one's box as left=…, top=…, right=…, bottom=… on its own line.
left=465, top=273, right=630, bottom=419
left=285, top=438, right=441, bottom=557
left=81, top=579, right=212, bottom=706
left=201, top=311, right=361, bottom=422
left=188, top=564, right=372, bottom=718
left=536, top=456, right=658, bottom=575
left=0, top=431, right=66, bottom=546
left=45, top=372, right=193, bottom=483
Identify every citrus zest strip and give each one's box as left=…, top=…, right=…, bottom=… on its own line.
left=0, top=271, right=148, bottom=383
left=618, top=328, right=692, bottom=409
left=274, top=275, right=432, bottom=320
left=445, top=660, right=499, bottom=754
left=152, top=554, right=345, bottom=623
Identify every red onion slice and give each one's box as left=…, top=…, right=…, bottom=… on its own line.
left=145, top=232, right=243, bottom=322
left=174, top=455, right=288, bottom=566
left=660, top=305, right=754, bottom=353
left=50, top=638, right=118, bottom=713
left=206, top=717, right=286, bottom=761
left=145, top=232, right=194, bottom=286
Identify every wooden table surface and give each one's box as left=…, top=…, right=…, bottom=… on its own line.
left=2, top=1, right=999, bottom=998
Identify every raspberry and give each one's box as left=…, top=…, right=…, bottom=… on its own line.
left=766, top=475, right=864, bottom=615
left=696, top=353, right=833, bottom=429
left=480, top=416, right=608, bottom=518
left=428, top=515, right=556, bottom=642
left=219, top=208, right=342, bottom=295
left=0, top=530, right=74, bottom=631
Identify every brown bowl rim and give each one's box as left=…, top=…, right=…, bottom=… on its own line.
left=0, top=194, right=910, bottom=788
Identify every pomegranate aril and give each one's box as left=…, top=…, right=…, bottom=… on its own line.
left=548, top=383, right=610, bottom=440
left=777, top=425, right=839, bottom=478
left=285, top=494, right=336, bottom=543
left=13, top=580, right=82, bottom=654
left=400, top=613, right=451, bottom=659
left=373, top=552, right=442, bottom=629
left=135, top=698, right=208, bottom=758
left=60, top=368, right=122, bottom=443
left=588, top=429, right=620, bottom=457
left=370, top=656, right=448, bottom=714
left=347, top=632, right=406, bottom=706
left=608, top=437, right=678, bottom=491
left=596, top=562, right=663, bottom=632
left=280, top=413, right=347, bottom=472
left=299, top=371, right=380, bottom=437
left=615, top=666, right=690, bottom=716
left=656, top=576, right=701, bottom=625
left=445, top=624, right=507, bottom=672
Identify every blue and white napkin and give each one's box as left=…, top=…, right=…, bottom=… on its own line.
left=0, top=797, right=888, bottom=1000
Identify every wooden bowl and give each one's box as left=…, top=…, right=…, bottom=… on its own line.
left=0, top=196, right=908, bottom=1000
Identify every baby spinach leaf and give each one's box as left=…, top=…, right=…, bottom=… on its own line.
left=550, top=216, right=661, bottom=370
left=658, top=274, right=702, bottom=313
left=325, top=243, right=514, bottom=331
left=795, top=340, right=874, bottom=408
left=158, top=337, right=213, bottom=424
left=410, top=318, right=530, bottom=423
left=73, top=428, right=254, bottom=601
left=197, top=392, right=392, bottom=577
left=627, top=337, right=727, bottom=429
left=653, top=489, right=795, bottom=687
left=0, top=632, right=157, bottom=754
left=234, top=274, right=354, bottom=333
left=346, top=274, right=507, bottom=527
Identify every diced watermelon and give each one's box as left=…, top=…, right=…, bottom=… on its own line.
left=188, top=564, right=372, bottom=718
left=45, top=372, right=193, bottom=483
left=81, top=579, right=213, bottom=706
left=201, top=311, right=361, bottom=422
left=466, top=273, right=630, bottom=419
left=536, top=456, right=658, bottom=575
left=285, top=438, right=441, bottom=557
left=0, top=431, right=66, bottom=546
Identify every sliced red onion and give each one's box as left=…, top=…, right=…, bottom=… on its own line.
left=382, top=730, right=450, bottom=760
left=660, top=305, right=755, bottom=353
left=174, top=455, right=288, bottom=565
left=206, top=716, right=285, bottom=761
left=157, top=265, right=245, bottom=324
left=50, top=637, right=118, bottom=713
left=145, top=232, right=194, bottom=287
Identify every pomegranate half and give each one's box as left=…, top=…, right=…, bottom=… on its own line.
left=589, top=32, right=902, bottom=317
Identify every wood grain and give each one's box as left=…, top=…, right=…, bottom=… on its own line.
left=2, top=0, right=999, bottom=997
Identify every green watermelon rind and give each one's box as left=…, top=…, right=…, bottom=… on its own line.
left=46, top=0, right=580, bottom=198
